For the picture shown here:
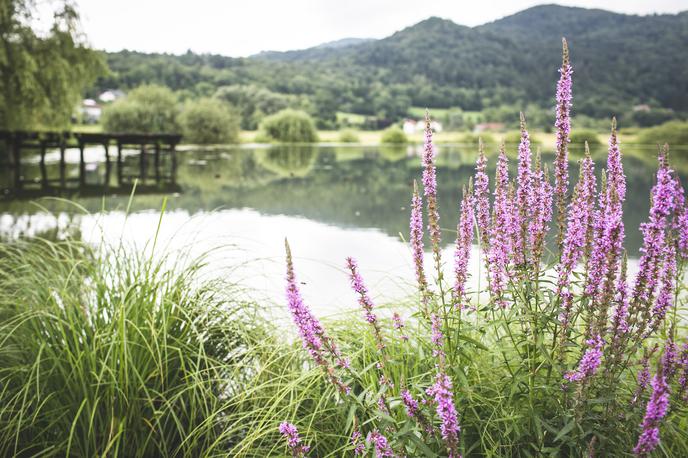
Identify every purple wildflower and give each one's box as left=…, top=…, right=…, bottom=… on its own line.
left=633, top=369, right=670, bottom=457
left=632, top=149, right=677, bottom=308
left=392, top=312, right=409, bottom=341
left=474, top=140, right=491, bottom=251
left=555, top=38, right=573, bottom=248
left=678, top=343, right=688, bottom=402
left=586, top=122, right=625, bottom=309
left=427, top=373, right=460, bottom=457
left=422, top=112, right=442, bottom=260
left=528, top=153, right=553, bottom=266
left=558, top=147, right=596, bottom=331
left=515, top=112, right=533, bottom=265
left=410, top=181, right=428, bottom=299
left=431, top=313, right=445, bottom=362
left=648, top=242, right=676, bottom=335
left=401, top=389, right=420, bottom=418
left=346, top=257, right=385, bottom=352
left=279, top=422, right=311, bottom=457
left=662, top=335, right=678, bottom=381
left=609, top=260, right=630, bottom=352
left=366, top=430, right=395, bottom=458
left=487, top=145, right=511, bottom=307
left=633, top=346, right=659, bottom=405
left=453, top=185, right=474, bottom=307
left=565, top=335, right=604, bottom=382
left=675, top=181, right=688, bottom=258
left=351, top=430, right=365, bottom=455
left=285, top=240, right=349, bottom=392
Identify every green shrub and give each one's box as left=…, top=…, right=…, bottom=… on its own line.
left=569, top=129, right=602, bottom=147
left=180, top=98, right=240, bottom=144
left=637, top=121, right=688, bottom=146
left=380, top=126, right=408, bottom=144
left=503, top=130, right=542, bottom=147
left=460, top=132, right=495, bottom=146
left=0, top=237, right=266, bottom=456
left=258, top=109, right=318, bottom=143
left=338, top=129, right=360, bottom=143
left=102, top=84, right=179, bottom=133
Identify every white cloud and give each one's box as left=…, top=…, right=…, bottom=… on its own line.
left=73, top=0, right=687, bottom=56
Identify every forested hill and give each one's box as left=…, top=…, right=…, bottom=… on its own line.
left=96, top=5, right=688, bottom=127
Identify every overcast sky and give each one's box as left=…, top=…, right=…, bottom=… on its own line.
left=69, top=0, right=686, bottom=56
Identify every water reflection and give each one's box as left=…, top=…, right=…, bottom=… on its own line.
left=0, top=143, right=681, bottom=309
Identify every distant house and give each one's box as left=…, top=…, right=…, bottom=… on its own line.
left=98, top=89, right=125, bottom=103
left=402, top=119, right=443, bottom=134
left=80, top=99, right=102, bottom=124
left=633, top=104, right=651, bottom=112
left=474, top=122, right=505, bottom=133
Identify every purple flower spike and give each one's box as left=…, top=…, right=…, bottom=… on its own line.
left=633, top=369, right=670, bottom=457
left=528, top=153, right=553, bottom=267
left=279, top=422, right=311, bottom=457
left=346, top=257, right=385, bottom=352
left=565, top=335, right=604, bottom=382
left=558, top=145, right=596, bottom=332
left=515, top=112, right=533, bottom=265
left=285, top=240, right=349, bottom=393
left=487, top=144, right=511, bottom=307
left=427, top=373, right=461, bottom=457
left=453, top=185, right=474, bottom=307
left=410, top=181, right=428, bottom=298
left=366, top=430, right=395, bottom=458
left=351, top=430, right=365, bottom=455
left=474, top=140, right=491, bottom=251
left=401, top=389, right=420, bottom=418
left=554, top=38, right=573, bottom=247
left=422, top=112, right=442, bottom=260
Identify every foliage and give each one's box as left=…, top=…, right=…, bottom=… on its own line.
left=258, top=109, right=318, bottom=143
left=101, top=84, right=179, bottom=133
left=338, top=129, right=360, bottom=143
left=570, top=129, right=602, bottom=147
left=0, top=0, right=105, bottom=130
left=236, top=44, right=688, bottom=458
left=214, top=84, right=308, bottom=130
left=180, top=97, right=240, bottom=144
left=0, top=236, right=267, bottom=456
left=380, top=126, right=408, bottom=144
left=93, top=6, right=688, bottom=127
left=637, top=121, right=688, bottom=147
left=504, top=130, right=542, bottom=147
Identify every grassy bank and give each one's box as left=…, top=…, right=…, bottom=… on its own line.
left=0, top=236, right=268, bottom=456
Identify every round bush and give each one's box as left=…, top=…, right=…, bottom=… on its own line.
left=102, top=84, right=179, bottom=133
left=338, top=129, right=360, bottom=143
left=569, top=130, right=602, bottom=147
left=180, top=98, right=240, bottom=144
left=637, top=121, right=688, bottom=146
left=258, top=109, right=318, bottom=143
left=380, top=126, right=408, bottom=144
left=503, top=131, right=542, bottom=147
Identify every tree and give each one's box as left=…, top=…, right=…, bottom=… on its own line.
left=0, top=0, right=105, bottom=130
left=101, top=85, right=179, bottom=133
left=258, top=109, right=318, bottom=143
left=180, top=98, right=240, bottom=144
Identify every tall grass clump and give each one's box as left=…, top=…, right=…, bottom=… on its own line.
left=0, top=236, right=266, bottom=457
left=234, top=39, right=688, bottom=457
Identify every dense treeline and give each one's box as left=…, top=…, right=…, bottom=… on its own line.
left=92, top=5, right=688, bottom=129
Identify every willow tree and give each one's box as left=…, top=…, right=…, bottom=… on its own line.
left=0, top=0, right=105, bottom=130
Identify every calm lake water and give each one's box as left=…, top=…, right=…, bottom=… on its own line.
left=0, top=143, right=684, bottom=315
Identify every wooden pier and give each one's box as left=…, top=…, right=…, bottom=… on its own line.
left=0, top=131, right=182, bottom=198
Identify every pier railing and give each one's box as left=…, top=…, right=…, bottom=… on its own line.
left=0, top=131, right=182, bottom=198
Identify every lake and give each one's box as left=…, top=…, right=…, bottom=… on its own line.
left=0, top=142, right=683, bottom=315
